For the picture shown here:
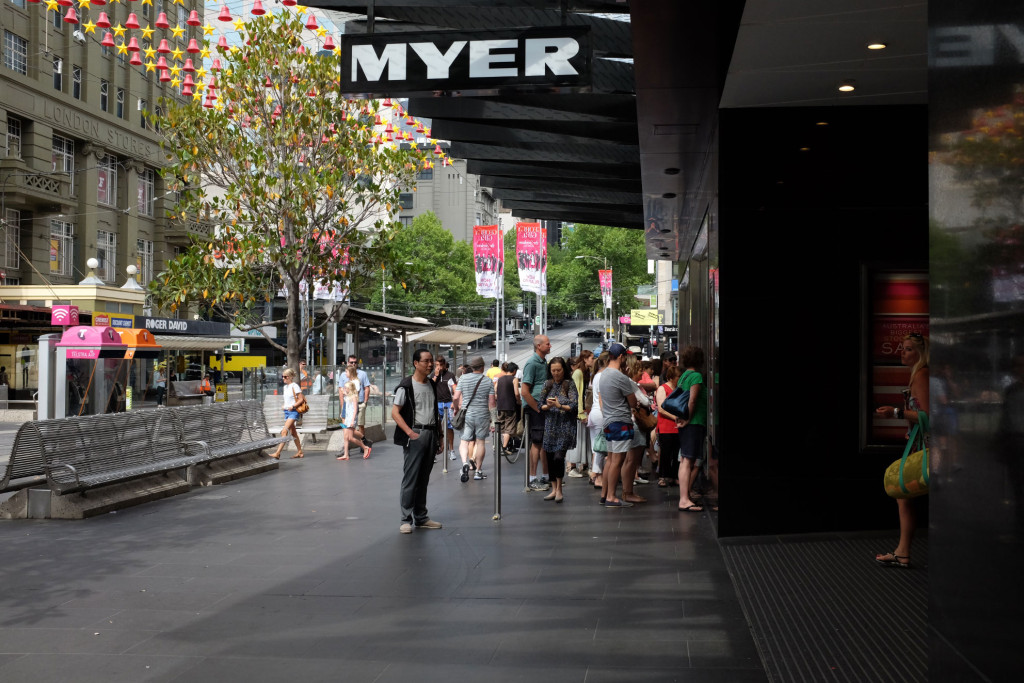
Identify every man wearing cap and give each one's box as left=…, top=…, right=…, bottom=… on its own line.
left=391, top=349, right=444, bottom=534
left=521, top=334, right=552, bottom=491
left=452, top=356, right=496, bottom=482
left=599, top=343, right=639, bottom=507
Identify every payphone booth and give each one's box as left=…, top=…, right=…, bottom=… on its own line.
left=116, top=329, right=162, bottom=411
left=54, top=326, right=129, bottom=418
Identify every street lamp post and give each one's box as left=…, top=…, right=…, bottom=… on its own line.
left=575, top=254, right=612, bottom=342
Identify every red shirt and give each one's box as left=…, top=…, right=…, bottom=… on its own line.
left=656, top=382, right=678, bottom=434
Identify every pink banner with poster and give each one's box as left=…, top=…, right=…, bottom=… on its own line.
left=599, top=269, right=613, bottom=310
left=516, top=222, right=544, bottom=294
left=473, top=224, right=503, bottom=298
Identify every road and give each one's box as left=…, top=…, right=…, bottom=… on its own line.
left=500, top=319, right=604, bottom=368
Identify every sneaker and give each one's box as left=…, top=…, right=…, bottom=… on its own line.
left=469, top=458, right=477, bottom=471
left=474, top=471, right=486, bottom=480
left=449, top=450, right=457, bottom=461
left=538, top=476, right=550, bottom=485
left=567, top=469, right=585, bottom=478
left=399, top=523, right=413, bottom=534
left=461, top=463, right=470, bottom=483
left=417, top=519, right=442, bottom=529
left=635, top=476, right=650, bottom=485
left=528, top=479, right=551, bottom=491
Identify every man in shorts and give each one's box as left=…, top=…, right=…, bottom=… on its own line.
left=452, top=356, right=496, bottom=482
left=521, top=335, right=552, bottom=491
left=599, top=343, right=638, bottom=507
left=432, top=356, right=458, bottom=462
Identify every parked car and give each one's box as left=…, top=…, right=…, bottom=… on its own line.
left=550, top=320, right=563, bottom=328
left=577, top=329, right=603, bottom=338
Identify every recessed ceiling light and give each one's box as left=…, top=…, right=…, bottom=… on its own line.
left=662, top=192, right=676, bottom=199
left=838, top=80, right=856, bottom=92
left=867, top=43, right=887, bottom=50
left=799, top=147, right=810, bottom=152
left=664, top=168, right=680, bottom=175
left=816, top=121, right=829, bottom=126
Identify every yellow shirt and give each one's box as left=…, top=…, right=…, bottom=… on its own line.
left=486, top=367, right=502, bottom=380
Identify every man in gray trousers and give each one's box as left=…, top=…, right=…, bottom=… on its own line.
left=391, top=349, right=444, bottom=534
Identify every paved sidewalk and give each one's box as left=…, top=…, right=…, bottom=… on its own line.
left=0, top=436, right=763, bottom=683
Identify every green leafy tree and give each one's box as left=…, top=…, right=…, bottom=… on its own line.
left=149, top=12, right=429, bottom=370
left=365, top=211, right=490, bottom=324
left=558, top=223, right=650, bottom=320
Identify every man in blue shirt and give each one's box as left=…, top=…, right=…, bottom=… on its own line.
left=521, top=334, right=551, bottom=491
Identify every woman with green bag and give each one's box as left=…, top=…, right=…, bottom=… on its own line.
left=874, top=332, right=930, bottom=568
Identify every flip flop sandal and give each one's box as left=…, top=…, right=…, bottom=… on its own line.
left=875, top=551, right=911, bottom=568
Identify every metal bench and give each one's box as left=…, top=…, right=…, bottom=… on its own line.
left=176, top=400, right=290, bottom=463
left=265, top=394, right=331, bottom=442
left=32, top=409, right=196, bottom=495
left=0, top=422, right=47, bottom=493
left=167, top=379, right=205, bottom=406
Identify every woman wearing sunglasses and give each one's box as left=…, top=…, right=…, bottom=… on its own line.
left=874, top=332, right=930, bottom=568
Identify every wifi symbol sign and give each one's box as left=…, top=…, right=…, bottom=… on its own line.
left=51, top=305, right=80, bottom=327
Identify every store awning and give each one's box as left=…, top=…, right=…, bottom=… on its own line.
left=151, top=336, right=235, bottom=351
left=406, top=325, right=494, bottom=345
left=338, top=307, right=435, bottom=334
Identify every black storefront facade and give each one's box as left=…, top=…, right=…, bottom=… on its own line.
left=310, top=2, right=1023, bottom=678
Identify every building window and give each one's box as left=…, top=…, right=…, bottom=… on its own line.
left=137, top=168, right=154, bottom=217
left=399, top=216, right=414, bottom=227
left=139, top=98, right=147, bottom=129
left=3, top=31, right=28, bottom=75
left=2, top=208, right=20, bottom=270
left=98, top=154, right=117, bottom=206
left=137, top=239, right=153, bottom=285
left=51, top=8, right=61, bottom=29
left=8, top=0, right=27, bottom=9
left=154, top=106, right=162, bottom=132
left=53, top=56, right=62, bottom=91
left=116, top=88, right=125, bottom=119
left=52, top=134, right=74, bottom=194
left=102, top=42, right=109, bottom=57
left=399, top=192, right=414, bottom=210
left=417, top=167, right=433, bottom=181
left=6, top=117, right=21, bottom=158
left=97, top=230, right=117, bottom=282
left=142, top=3, right=150, bottom=18
left=117, top=51, right=125, bottom=66
left=100, top=80, right=108, bottom=111
left=72, top=65, right=81, bottom=99
left=49, top=220, right=74, bottom=276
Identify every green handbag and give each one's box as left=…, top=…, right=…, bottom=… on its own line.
left=883, top=411, right=930, bottom=499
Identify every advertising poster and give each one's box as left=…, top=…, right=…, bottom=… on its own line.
left=599, top=269, right=613, bottom=310
left=473, top=224, right=503, bottom=299
left=516, top=222, right=543, bottom=294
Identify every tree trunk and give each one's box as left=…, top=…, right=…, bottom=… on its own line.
left=286, top=275, right=302, bottom=373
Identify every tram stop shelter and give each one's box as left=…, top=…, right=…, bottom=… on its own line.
left=406, top=325, right=495, bottom=370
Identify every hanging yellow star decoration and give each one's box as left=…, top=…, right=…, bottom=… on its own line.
left=140, top=24, right=155, bottom=41
left=144, top=46, right=157, bottom=59
left=232, top=18, right=246, bottom=32
left=82, top=20, right=98, bottom=35
left=44, top=0, right=59, bottom=12
left=171, top=47, right=184, bottom=61
left=112, top=23, right=127, bottom=38
left=141, top=0, right=152, bottom=5
left=316, top=26, right=327, bottom=38
left=169, top=65, right=181, bottom=77
left=116, top=41, right=129, bottom=56
left=77, top=0, right=91, bottom=10
left=145, top=61, right=157, bottom=73
left=202, top=24, right=215, bottom=37
left=195, top=67, right=207, bottom=80
left=171, top=76, right=181, bottom=87
left=199, top=46, right=211, bottom=60
left=171, top=24, right=185, bottom=39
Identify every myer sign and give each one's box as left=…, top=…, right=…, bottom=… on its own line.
left=341, top=27, right=592, bottom=96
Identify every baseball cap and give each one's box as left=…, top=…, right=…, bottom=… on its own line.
left=607, top=342, right=628, bottom=358
left=470, top=356, right=486, bottom=370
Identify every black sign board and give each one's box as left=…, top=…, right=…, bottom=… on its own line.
left=340, top=26, right=592, bottom=97
left=135, top=316, right=231, bottom=336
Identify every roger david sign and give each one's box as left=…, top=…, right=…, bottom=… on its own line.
left=341, top=27, right=592, bottom=97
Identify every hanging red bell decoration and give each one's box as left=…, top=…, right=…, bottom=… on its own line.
left=217, top=5, right=232, bottom=22
left=95, top=12, right=111, bottom=28
left=305, top=14, right=318, bottom=31
left=182, top=84, right=193, bottom=96
left=183, top=58, right=195, bottom=72
left=217, top=35, right=229, bottom=52
left=155, top=12, right=169, bottom=29
left=207, top=76, right=217, bottom=90
left=203, top=94, right=215, bottom=109
left=127, top=36, right=140, bottom=52
left=282, top=0, right=296, bottom=5
left=424, top=127, right=431, bottom=137
left=56, top=0, right=72, bottom=6
left=272, top=104, right=282, bottom=118
left=125, top=13, right=140, bottom=29
left=340, top=111, right=347, bottom=121
left=251, top=0, right=265, bottom=16
left=405, top=116, right=415, bottom=126
left=159, top=69, right=170, bottom=82
left=63, top=8, right=78, bottom=24
left=101, top=32, right=115, bottom=47
left=384, top=122, right=394, bottom=134
left=182, top=74, right=195, bottom=87
left=91, top=0, right=105, bottom=5
left=186, top=38, right=201, bottom=54
left=187, top=10, right=201, bottom=26
left=212, top=58, right=222, bottom=72
left=306, top=87, right=317, bottom=97
left=264, top=75, right=272, bottom=88
left=382, top=98, right=392, bottom=108
left=156, top=56, right=168, bottom=69
left=129, top=52, right=143, bottom=66
left=323, top=35, right=336, bottom=51
left=157, top=39, right=170, bottom=54
left=416, top=122, right=425, bottom=133
left=374, top=114, right=382, bottom=125
left=434, top=144, right=443, bottom=155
